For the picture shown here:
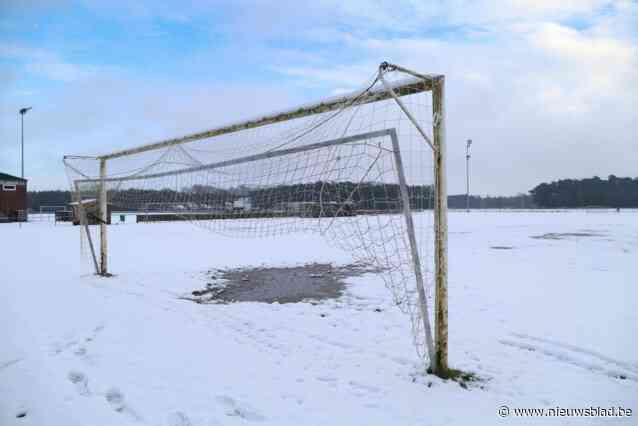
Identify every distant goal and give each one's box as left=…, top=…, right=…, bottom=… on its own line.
left=64, top=62, right=449, bottom=375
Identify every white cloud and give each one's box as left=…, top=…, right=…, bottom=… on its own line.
left=504, top=0, right=609, bottom=16
left=265, top=2, right=637, bottom=194
left=531, top=22, right=635, bottom=67
left=24, top=60, right=93, bottom=82
left=273, top=63, right=379, bottom=89
left=524, top=22, right=637, bottom=114
left=0, top=43, right=107, bottom=82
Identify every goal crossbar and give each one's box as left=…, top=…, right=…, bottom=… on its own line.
left=76, top=129, right=394, bottom=184
left=64, top=62, right=449, bottom=376
left=96, top=75, right=436, bottom=161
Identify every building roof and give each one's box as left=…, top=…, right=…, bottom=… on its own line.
left=69, top=198, right=97, bottom=206
left=0, top=172, right=27, bottom=182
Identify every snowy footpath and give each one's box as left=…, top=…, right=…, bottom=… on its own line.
left=1, top=211, right=637, bottom=425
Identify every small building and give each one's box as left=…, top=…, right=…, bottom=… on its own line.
left=0, top=172, right=27, bottom=223
left=281, top=201, right=355, bottom=217
left=232, top=197, right=252, bottom=211
left=224, top=197, right=253, bottom=212
left=67, top=199, right=113, bottom=225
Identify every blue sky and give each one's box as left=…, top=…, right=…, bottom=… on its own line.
left=1, top=0, right=636, bottom=193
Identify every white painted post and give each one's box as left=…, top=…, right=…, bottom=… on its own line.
left=99, top=159, right=108, bottom=276
left=389, top=130, right=436, bottom=370
left=433, top=76, right=449, bottom=374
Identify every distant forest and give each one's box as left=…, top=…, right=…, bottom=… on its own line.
left=27, top=175, right=638, bottom=211
left=530, top=175, right=638, bottom=208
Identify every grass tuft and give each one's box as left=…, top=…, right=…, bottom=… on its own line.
left=428, top=367, right=481, bottom=389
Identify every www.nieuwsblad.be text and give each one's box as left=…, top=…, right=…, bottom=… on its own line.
left=498, top=405, right=632, bottom=418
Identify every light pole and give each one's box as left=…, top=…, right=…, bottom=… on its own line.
left=465, top=139, right=472, bottom=212
left=19, top=107, right=32, bottom=178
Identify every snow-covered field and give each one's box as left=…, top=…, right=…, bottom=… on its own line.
left=1, top=211, right=637, bottom=425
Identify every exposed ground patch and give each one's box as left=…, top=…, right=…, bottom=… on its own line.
left=530, top=232, right=603, bottom=240
left=182, top=263, right=379, bottom=304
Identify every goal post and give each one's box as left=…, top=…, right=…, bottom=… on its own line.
left=74, top=181, right=100, bottom=275
left=433, top=75, right=449, bottom=374
left=99, top=159, right=108, bottom=276
left=388, top=129, right=437, bottom=367
left=64, top=62, right=449, bottom=375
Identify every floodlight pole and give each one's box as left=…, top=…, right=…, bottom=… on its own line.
left=99, top=159, right=108, bottom=275
left=19, top=107, right=32, bottom=178
left=466, top=139, right=472, bottom=212
left=433, top=76, right=449, bottom=375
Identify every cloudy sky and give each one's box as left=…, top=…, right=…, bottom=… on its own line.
left=1, top=0, right=636, bottom=194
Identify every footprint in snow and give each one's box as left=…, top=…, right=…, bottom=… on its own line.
left=68, top=370, right=90, bottom=396
left=51, top=340, right=78, bottom=356
left=216, top=395, right=265, bottom=422
left=316, top=376, right=339, bottom=387
left=167, top=411, right=192, bottom=426
left=349, top=380, right=381, bottom=394
left=105, top=387, right=143, bottom=421
left=15, top=405, right=28, bottom=419
left=105, top=388, right=125, bottom=411
left=72, top=346, right=98, bottom=365
left=0, top=357, right=23, bottom=371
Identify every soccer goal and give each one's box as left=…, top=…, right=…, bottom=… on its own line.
left=63, top=62, right=449, bottom=375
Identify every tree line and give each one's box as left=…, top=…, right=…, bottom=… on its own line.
left=530, top=175, right=638, bottom=208
left=27, top=175, right=638, bottom=211
left=27, top=183, right=434, bottom=212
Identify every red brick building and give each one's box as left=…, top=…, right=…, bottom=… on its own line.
left=0, top=172, right=28, bottom=222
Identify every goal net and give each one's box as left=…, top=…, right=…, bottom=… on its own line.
left=64, top=63, right=445, bottom=369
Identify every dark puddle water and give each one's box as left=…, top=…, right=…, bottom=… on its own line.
left=183, top=263, right=380, bottom=304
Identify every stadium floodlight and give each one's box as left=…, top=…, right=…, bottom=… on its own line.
left=466, top=139, right=472, bottom=212
left=19, top=107, right=32, bottom=178
left=64, top=62, right=451, bottom=376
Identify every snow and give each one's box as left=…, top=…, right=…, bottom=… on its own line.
left=1, top=210, right=637, bottom=425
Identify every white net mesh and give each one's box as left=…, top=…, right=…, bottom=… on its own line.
left=64, top=67, right=437, bottom=364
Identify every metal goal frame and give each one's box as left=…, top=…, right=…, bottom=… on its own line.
left=63, top=62, right=449, bottom=374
